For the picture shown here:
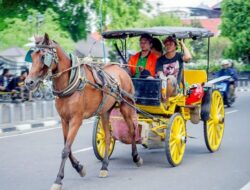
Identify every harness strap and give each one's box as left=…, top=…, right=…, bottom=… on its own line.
left=91, top=86, right=110, bottom=116
left=52, top=56, right=82, bottom=97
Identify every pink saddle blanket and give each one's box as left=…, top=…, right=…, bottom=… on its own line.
left=110, top=108, right=141, bottom=144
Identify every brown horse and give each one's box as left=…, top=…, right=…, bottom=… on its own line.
left=25, top=33, right=143, bottom=190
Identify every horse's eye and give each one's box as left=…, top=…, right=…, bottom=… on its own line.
left=41, top=55, right=45, bottom=62
left=40, top=55, right=45, bottom=68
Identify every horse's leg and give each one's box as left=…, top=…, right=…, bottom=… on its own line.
left=99, top=111, right=112, bottom=178
left=69, top=152, right=86, bottom=177
left=51, top=117, right=83, bottom=190
left=59, top=120, right=86, bottom=177
left=120, top=102, right=143, bottom=167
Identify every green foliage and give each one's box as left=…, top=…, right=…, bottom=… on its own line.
left=221, top=0, right=250, bottom=63
left=0, top=0, right=146, bottom=51
left=0, top=8, right=75, bottom=51
left=186, top=59, right=250, bottom=72
left=188, top=20, right=207, bottom=61
left=126, top=13, right=182, bottom=51
left=0, top=0, right=88, bottom=45
left=92, top=0, right=144, bottom=31
left=210, top=36, right=231, bottom=61
left=133, top=13, right=182, bottom=28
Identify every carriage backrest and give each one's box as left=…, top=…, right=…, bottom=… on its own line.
left=184, top=70, right=207, bottom=86
left=132, top=78, right=161, bottom=106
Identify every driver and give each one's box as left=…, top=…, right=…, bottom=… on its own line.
left=156, top=36, right=192, bottom=102
left=217, top=59, right=238, bottom=98
left=128, top=34, right=158, bottom=78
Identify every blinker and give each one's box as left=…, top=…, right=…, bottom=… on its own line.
left=24, top=49, right=33, bottom=63
left=43, top=53, right=53, bottom=67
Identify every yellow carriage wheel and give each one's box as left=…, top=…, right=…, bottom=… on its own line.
left=204, top=90, right=225, bottom=152
left=165, top=113, right=187, bottom=167
left=92, top=117, right=116, bottom=161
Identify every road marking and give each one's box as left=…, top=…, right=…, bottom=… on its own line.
left=0, top=120, right=94, bottom=140
left=240, top=181, right=250, bottom=190
left=225, top=110, right=239, bottom=115
left=0, top=127, right=60, bottom=139
left=73, top=147, right=93, bottom=154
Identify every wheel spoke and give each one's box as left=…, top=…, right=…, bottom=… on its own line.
left=176, top=141, right=182, bottom=157
left=170, top=138, right=176, bottom=148
left=217, top=104, right=223, bottom=113
left=174, top=145, right=179, bottom=161
left=213, top=129, right=218, bottom=146
left=97, top=133, right=104, bottom=140
left=207, top=119, right=213, bottom=127
left=215, top=96, right=220, bottom=108
left=208, top=122, right=214, bottom=134
left=214, top=124, right=221, bottom=140
left=170, top=142, right=176, bottom=156
left=208, top=126, right=214, bottom=144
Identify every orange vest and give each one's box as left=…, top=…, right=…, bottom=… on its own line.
left=128, top=52, right=157, bottom=77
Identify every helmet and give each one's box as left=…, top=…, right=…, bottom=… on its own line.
left=221, top=59, right=231, bottom=66
left=186, top=84, right=204, bottom=105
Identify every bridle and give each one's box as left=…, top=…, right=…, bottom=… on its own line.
left=25, top=44, right=59, bottom=83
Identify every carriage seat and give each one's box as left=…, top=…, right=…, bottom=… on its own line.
left=132, top=70, right=207, bottom=106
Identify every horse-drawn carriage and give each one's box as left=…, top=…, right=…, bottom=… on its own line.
left=25, top=27, right=225, bottom=190
left=92, top=27, right=225, bottom=166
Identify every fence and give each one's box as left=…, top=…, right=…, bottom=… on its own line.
left=237, top=77, right=250, bottom=90
left=0, top=101, right=58, bottom=125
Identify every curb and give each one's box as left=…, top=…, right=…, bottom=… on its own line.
left=237, top=88, right=250, bottom=92
left=0, top=120, right=60, bottom=134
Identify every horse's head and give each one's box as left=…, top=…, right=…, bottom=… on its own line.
left=25, top=33, right=58, bottom=90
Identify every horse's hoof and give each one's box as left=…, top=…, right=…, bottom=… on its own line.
left=99, top=170, right=108, bottom=178
left=135, top=157, right=143, bottom=167
left=50, top=183, right=62, bottom=190
left=79, top=166, right=86, bottom=177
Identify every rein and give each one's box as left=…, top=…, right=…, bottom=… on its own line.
left=47, top=57, right=139, bottom=80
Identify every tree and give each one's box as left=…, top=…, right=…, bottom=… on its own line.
left=0, top=0, right=145, bottom=50
left=91, top=0, right=144, bottom=31
left=127, top=13, right=182, bottom=51
left=0, top=9, right=75, bottom=50
left=221, top=0, right=250, bottom=63
left=0, top=0, right=88, bottom=50
left=210, top=37, right=231, bottom=61
left=1, top=0, right=89, bottom=41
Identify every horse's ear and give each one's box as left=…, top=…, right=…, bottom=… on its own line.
left=44, top=33, right=50, bottom=45
left=34, top=35, right=39, bottom=42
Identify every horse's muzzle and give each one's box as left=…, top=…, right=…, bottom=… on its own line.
left=25, top=78, right=38, bottom=90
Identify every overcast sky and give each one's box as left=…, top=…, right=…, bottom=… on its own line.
left=147, top=0, right=221, bottom=7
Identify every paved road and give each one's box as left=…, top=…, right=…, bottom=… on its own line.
left=0, top=91, right=250, bottom=190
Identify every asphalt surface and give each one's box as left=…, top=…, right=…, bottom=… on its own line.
left=0, top=91, right=250, bottom=190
